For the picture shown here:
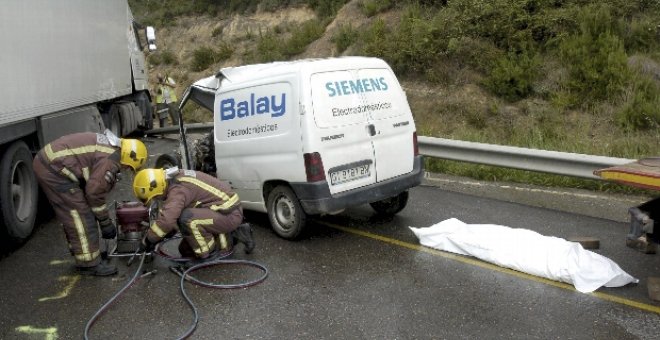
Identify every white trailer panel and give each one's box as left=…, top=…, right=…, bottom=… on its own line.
left=0, top=0, right=134, bottom=126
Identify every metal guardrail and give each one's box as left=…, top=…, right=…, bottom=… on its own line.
left=418, top=136, right=634, bottom=180
left=145, top=124, right=634, bottom=180
left=145, top=122, right=214, bottom=135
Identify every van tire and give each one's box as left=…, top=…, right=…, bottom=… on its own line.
left=155, top=153, right=181, bottom=169
left=369, top=191, right=409, bottom=215
left=267, top=185, right=306, bottom=240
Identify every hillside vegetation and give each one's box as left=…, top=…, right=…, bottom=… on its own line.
left=130, top=0, right=659, bottom=192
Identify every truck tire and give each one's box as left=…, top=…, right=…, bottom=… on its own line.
left=0, top=141, right=38, bottom=246
left=135, top=91, right=153, bottom=130
left=104, top=106, right=122, bottom=137
left=118, top=102, right=140, bottom=136
left=267, top=185, right=307, bottom=240
left=369, top=191, right=409, bottom=215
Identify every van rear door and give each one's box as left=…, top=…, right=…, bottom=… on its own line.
left=310, top=70, right=377, bottom=195
left=357, top=68, right=414, bottom=182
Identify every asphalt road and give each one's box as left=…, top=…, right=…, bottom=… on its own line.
left=0, top=136, right=658, bottom=339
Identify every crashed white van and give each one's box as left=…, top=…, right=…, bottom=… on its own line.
left=179, top=57, right=424, bottom=239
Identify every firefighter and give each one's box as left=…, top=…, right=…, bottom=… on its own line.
left=33, top=130, right=148, bottom=276
left=132, top=168, right=255, bottom=261
left=154, top=73, right=179, bottom=127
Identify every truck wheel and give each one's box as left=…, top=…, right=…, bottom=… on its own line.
left=0, top=141, right=38, bottom=245
left=155, top=153, right=181, bottom=169
left=267, top=185, right=307, bottom=240
left=135, top=91, right=153, bottom=130
left=104, top=106, right=122, bottom=136
left=369, top=191, right=409, bottom=215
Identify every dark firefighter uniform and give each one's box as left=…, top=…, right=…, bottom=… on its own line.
left=33, top=132, right=122, bottom=267
left=145, top=170, right=242, bottom=258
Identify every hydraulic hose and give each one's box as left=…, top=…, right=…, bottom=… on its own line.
left=172, top=259, right=269, bottom=339
left=83, top=246, right=268, bottom=339
left=83, top=251, right=148, bottom=340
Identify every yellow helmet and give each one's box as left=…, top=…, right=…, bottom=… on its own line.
left=120, top=139, right=148, bottom=171
left=133, top=168, right=167, bottom=204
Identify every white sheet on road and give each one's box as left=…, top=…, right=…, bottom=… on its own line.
left=409, top=218, right=639, bottom=293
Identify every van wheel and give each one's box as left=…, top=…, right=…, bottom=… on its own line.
left=369, top=191, right=409, bottom=215
left=267, top=186, right=307, bottom=240
left=0, top=141, right=38, bottom=247
left=155, top=153, right=181, bottom=169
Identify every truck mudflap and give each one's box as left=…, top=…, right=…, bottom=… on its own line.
left=292, top=156, right=424, bottom=215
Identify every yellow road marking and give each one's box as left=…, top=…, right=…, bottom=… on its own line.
left=49, top=259, right=72, bottom=265
left=319, top=221, right=660, bottom=315
left=15, top=326, right=58, bottom=340
left=39, top=276, right=80, bottom=302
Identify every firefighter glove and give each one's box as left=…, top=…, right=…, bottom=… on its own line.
left=99, top=218, right=117, bottom=239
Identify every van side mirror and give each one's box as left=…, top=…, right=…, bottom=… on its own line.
left=146, top=26, right=157, bottom=51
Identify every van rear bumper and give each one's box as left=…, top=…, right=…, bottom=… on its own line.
left=292, top=156, right=424, bottom=215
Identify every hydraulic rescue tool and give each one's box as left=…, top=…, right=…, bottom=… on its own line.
left=110, top=201, right=150, bottom=256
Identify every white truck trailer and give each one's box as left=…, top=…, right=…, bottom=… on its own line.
left=0, top=0, right=156, bottom=249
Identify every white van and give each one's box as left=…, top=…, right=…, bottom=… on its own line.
left=179, top=57, right=424, bottom=239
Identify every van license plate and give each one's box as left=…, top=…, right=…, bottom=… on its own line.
left=330, top=164, right=370, bottom=185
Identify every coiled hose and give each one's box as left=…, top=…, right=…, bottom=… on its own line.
left=83, top=243, right=268, bottom=340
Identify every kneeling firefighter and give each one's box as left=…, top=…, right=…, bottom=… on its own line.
left=132, top=168, right=255, bottom=261
left=33, top=130, right=148, bottom=276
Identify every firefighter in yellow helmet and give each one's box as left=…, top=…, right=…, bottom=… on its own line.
left=154, top=73, right=180, bottom=127
left=133, top=168, right=255, bottom=262
left=33, top=130, right=148, bottom=276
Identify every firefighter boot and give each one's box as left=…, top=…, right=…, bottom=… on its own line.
left=233, top=223, right=255, bottom=254
left=76, top=261, right=118, bottom=277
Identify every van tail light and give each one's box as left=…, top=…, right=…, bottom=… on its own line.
left=304, top=152, right=326, bottom=182
left=413, top=132, right=419, bottom=156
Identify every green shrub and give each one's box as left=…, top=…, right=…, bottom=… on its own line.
left=282, top=19, right=325, bottom=57
left=446, top=37, right=503, bottom=73
left=360, top=6, right=442, bottom=76
left=623, top=16, right=660, bottom=54
left=250, top=31, right=286, bottom=63
left=211, top=26, right=223, bottom=38
left=190, top=45, right=233, bottom=72
left=332, top=24, right=358, bottom=53
left=160, top=50, right=178, bottom=65
left=148, top=53, right=162, bottom=66
left=617, top=76, right=660, bottom=130
left=559, top=4, right=630, bottom=103
left=484, top=48, right=540, bottom=101
left=306, top=0, right=350, bottom=18
left=190, top=47, right=215, bottom=71
left=359, top=19, right=391, bottom=59
left=216, top=42, right=234, bottom=61
left=359, top=0, right=394, bottom=17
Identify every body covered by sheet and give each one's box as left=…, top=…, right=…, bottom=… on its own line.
left=409, top=218, right=638, bottom=293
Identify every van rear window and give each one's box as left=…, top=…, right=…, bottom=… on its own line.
left=310, top=68, right=406, bottom=128
left=310, top=70, right=367, bottom=128
left=357, top=68, right=407, bottom=121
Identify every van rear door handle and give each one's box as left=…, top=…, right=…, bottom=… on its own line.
left=367, top=124, right=376, bottom=136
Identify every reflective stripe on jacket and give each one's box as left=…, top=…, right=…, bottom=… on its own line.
left=37, top=132, right=121, bottom=221
left=147, top=170, right=239, bottom=242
